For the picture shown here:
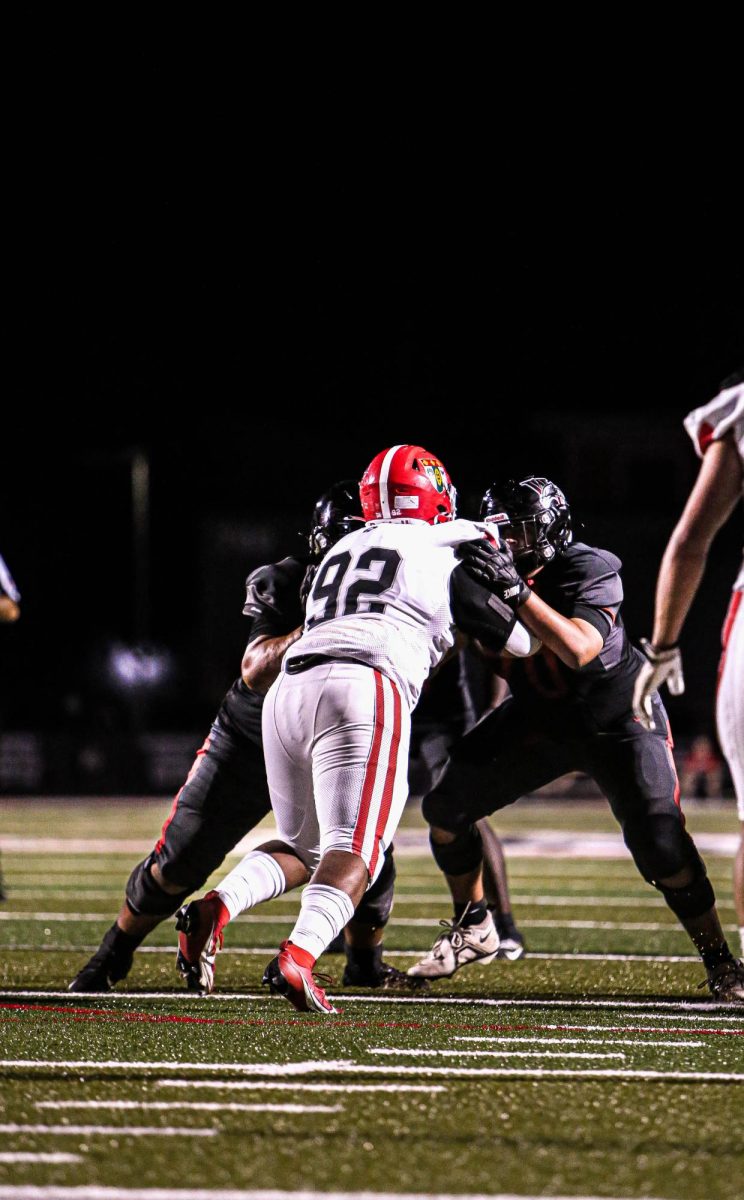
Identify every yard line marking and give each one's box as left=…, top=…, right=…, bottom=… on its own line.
left=0, top=1059, right=356, bottom=1074
left=36, top=1101, right=343, bottom=1114
left=3, top=990, right=743, bottom=1015
left=0, top=1187, right=673, bottom=1200
left=154, top=1082, right=446, bottom=1093
left=451, top=1036, right=705, bottom=1048
left=0, top=1124, right=216, bottom=1137
left=0, top=1154, right=83, bottom=1164
left=370, top=1047, right=625, bottom=1060
left=2, top=912, right=738, bottom=933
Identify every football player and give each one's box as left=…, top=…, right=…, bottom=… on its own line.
left=0, top=550, right=21, bottom=901
left=633, top=371, right=744, bottom=958
left=409, top=476, right=744, bottom=1003
left=179, top=446, right=538, bottom=1013
left=68, top=483, right=419, bottom=993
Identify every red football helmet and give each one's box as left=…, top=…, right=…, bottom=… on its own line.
left=359, top=445, right=457, bottom=524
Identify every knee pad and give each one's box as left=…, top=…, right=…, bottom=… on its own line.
left=654, top=869, right=716, bottom=920
left=355, top=848, right=396, bottom=927
left=624, top=815, right=702, bottom=884
left=429, top=824, right=483, bottom=876
left=422, top=789, right=472, bottom=835
left=125, top=856, right=190, bottom=918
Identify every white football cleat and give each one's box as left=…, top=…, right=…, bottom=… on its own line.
left=407, top=909, right=500, bottom=979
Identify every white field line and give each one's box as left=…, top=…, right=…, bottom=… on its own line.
left=0, top=1153, right=83, bottom=1164
left=0, top=1060, right=356, bottom=1074
left=1, top=944, right=711, bottom=965
left=370, top=1048, right=625, bottom=1060
left=35, top=1101, right=342, bottom=1114
left=0, top=1188, right=672, bottom=1200
left=451, top=1036, right=705, bottom=1048
left=2, top=912, right=739, bottom=933
left=3, top=990, right=744, bottom=1015
left=0, top=1124, right=216, bottom=1137
left=154, top=1082, right=446, bottom=1093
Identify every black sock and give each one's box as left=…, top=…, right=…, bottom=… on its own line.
left=454, top=901, right=488, bottom=927
left=701, top=943, right=735, bottom=973
left=99, top=922, right=146, bottom=960
left=491, top=910, right=519, bottom=940
left=345, top=943, right=384, bottom=973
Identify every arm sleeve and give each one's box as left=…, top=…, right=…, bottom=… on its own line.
left=449, top=563, right=517, bottom=653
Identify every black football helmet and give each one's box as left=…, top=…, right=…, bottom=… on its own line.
left=308, top=480, right=365, bottom=560
left=480, top=476, right=572, bottom=574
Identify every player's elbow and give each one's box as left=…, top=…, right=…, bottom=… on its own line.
left=669, top=520, right=714, bottom=560
left=241, top=648, right=269, bottom=692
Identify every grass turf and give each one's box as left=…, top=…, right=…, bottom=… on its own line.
left=1, top=797, right=742, bottom=1199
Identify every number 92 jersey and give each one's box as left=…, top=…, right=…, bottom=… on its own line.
left=285, top=517, right=533, bottom=711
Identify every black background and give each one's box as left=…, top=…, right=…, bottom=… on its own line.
left=2, top=45, right=742, bottom=770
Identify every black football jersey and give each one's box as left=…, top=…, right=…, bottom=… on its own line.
left=497, top=541, right=644, bottom=728
left=217, top=555, right=308, bottom=745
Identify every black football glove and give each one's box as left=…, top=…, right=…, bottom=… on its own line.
left=299, top=563, right=317, bottom=611
left=456, top=539, right=531, bottom=610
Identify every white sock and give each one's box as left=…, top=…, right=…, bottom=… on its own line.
left=288, top=883, right=355, bottom=961
left=215, top=851, right=286, bottom=921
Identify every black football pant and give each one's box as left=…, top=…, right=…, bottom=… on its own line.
left=422, top=694, right=699, bottom=884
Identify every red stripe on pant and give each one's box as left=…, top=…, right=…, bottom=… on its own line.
left=664, top=720, right=682, bottom=813
left=154, top=734, right=211, bottom=855
left=368, top=679, right=402, bottom=876
left=352, top=671, right=386, bottom=857
left=717, top=589, right=742, bottom=694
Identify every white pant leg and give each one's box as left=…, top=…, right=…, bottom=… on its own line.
left=263, top=661, right=410, bottom=886
left=717, top=589, right=744, bottom=819
left=262, top=672, right=321, bottom=872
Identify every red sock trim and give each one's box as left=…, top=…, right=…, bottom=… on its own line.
left=204, top=891, right=231, bottom=933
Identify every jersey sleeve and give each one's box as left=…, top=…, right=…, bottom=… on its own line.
left=449, top=563, right=517, bottom=652
left=684, top=384, right=744, bottom=458
left=558, top=545, right=623, bottom=643
left=242, top=557, right=305, bottom=643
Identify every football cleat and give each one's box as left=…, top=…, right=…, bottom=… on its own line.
left=342, top=960, right=430, bottom=992
left=175, top=892, right=228, bottom=996
left=262, top=940, right=339, bottom=1014
left=68, top=946, right=133, bottom=993
left=407, top=910, right=500, bottom=979
left=705, top=958, right=744, bottom=1003
left=496, top=934, right=526, bottom=962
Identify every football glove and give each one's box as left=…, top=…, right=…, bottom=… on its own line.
left=632, top=639, right=685, bottom=730
left=457, top=539, right=531, bottom=610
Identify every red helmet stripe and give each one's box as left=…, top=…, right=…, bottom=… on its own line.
left=378, top=444, right=405, bottom=519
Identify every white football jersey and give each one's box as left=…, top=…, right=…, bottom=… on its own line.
left=286, top=517, right=532, bottom=710
left=684, top=382, right=744, bottom=588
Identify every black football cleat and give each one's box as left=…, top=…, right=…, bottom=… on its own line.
left=68, top=949, right=133, bottom=993
left=342, top=960, right=430, bottom=991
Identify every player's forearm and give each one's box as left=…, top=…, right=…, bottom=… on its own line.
left=241, top=628, right=303, bottom=693
left=517, top=593, right=601, bottom=669
left=651, top=532, right=709, bottom=647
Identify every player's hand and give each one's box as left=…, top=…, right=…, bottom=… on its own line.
left=299, top=564, right=317, bottom=611
left=632, top=639, right=685, bottom=730
left=457, top=539, right=531, bottom=610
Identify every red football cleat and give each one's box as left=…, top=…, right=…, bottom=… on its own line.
left=175, top=891, right=229, bottom=995
left=262, top=940, right=339, bottom=1014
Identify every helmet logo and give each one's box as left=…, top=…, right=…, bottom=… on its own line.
left=420, top=458, right=446, bottom=493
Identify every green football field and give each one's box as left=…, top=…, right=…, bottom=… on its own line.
left=1, top=797, right=742, bottom=1200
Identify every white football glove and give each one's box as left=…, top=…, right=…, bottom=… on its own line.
left=632, top=639, right=685, bottom=730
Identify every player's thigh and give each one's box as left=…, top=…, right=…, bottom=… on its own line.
left=262, top=672, right=319, bottom=868
left=155, top=720, right=271, bottom=886
left=425, top=700, right=580, bottom=827
left=312, top=664, right=410, bottom=883
left=717, top=590, right=744, bottom=817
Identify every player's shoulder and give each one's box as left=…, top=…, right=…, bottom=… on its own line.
left=558, top=541, right=622, bottom=580
left=244, top=555, right=307, bottom=614
left=684, top=383, right=744, bottom=458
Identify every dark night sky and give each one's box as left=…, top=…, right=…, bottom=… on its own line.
left=2, top=49, right=743, bottom=752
